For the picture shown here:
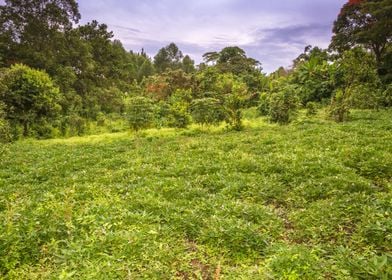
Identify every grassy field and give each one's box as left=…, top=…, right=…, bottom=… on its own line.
left=1, top=109, right=391, bottom=279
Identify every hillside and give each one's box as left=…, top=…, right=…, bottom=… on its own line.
left=1, top=110, right=391, bottom=279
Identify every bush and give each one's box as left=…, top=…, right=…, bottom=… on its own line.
left=224, top=93, right=244, bottom=131
left=269, top=87, right=299, bottom=124
left=154, top=101, right=171, bottom=128
left=126, top=96, right=155, bottom=131
left=329, top=89, right=350, bottom=122
left=190, top=98, right=225, bottom=126
left=95, top=112, right=106, bottom=126
left=66, top=114, right=89, bottom=136
left=257, top=92, right=270, bottom=116
left=305, top=102, right=318, bottom=116
left=167, top=102, right=191, bottom=128
left=348, top=84, right=382, bottom=109
left=0, top=102, right=11, bottom=142
left=382, top=84, right=392, bottom=107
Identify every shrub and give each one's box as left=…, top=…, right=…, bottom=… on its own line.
left=329, top=89, right=350, bottom=122
left=0, top=102, right=11, bottom=142
left=382, top=84, right=392, bottom=107
left=269, top=86, right=299, bottom=124
left=305, top=102, right=318, bottom=116
left=190, top=98, right=225, bottom=126
left=96, top=112, right=107, bottom=126
left=167, top=102, right=191, bottom=128
left=224, top=93, right=244, bottom=131
left=154, top=101, right=171, bottom=128
left=257, top=92, right=270, bottom=116
left=66, top=114, right=89, bottom=136
left=126, top=96, right=155, bottom=131
left=348, top=84, right=382, bottom=110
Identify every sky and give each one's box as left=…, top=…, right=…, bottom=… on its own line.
left=4, top=0, right=347, bottom=73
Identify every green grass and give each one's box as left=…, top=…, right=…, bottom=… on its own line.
left=1, top=109, right=391, bottom=279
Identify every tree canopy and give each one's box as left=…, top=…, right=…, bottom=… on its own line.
left=330, top=0, right=392, bottom=64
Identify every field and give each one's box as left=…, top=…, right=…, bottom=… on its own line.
left=1, top=109, right=391, bottom=279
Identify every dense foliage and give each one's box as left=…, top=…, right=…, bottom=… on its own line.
left=126, top=96, right=155, bottom=131
left=0, top=64, right=61, bottom=137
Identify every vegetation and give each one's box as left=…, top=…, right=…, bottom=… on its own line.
left=0, top=0, right=391, bottom=278
left=126, top=96, right=155, bottom=131
left=190, top=98, right=225, bottom=126
left=1, top=110, right=391, bottom=278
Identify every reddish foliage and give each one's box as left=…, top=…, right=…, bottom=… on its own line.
left=348, top=0, right=363, bottom=5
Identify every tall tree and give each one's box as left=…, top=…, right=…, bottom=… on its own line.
left=203, top=46, right=261, bottom=75
left=182, top=55, right=195, bottom=73
left=0, top=0, right=80, bottom=68
left=330, top=0, right=392, bottom=65
left=154, top=43, right=184, bottom=73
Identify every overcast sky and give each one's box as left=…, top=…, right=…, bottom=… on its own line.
left=16, top=0, right=348, bottom=73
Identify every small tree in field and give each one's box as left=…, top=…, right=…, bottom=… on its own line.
left=224, top=92, right=244, bottom=130
left=269, top=85, right=299, bottom=124
left=214, top=74, right=249, bottom=130
left=0, top=64, right=62, bottom=136
left=329, top=89, right=351, bottom=122
left=126, top=96, right=155, bottom=131
left=190, top=98, right=225, bottom=126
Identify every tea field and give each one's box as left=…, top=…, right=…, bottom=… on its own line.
left=1, top=110, right=391, bottom=279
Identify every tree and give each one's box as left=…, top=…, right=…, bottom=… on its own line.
left=203, top=46, right=261, bottom=76
left=334, top=47, right=383, bottom=109
left=268, top=85, right=299, bottom=124
left=330, top=0, right=392, bottom=66
left=0, top=64, right=62, bottom=136
left=202, top=46, right=265, bottom=92
left=182, top=55, right=195, bottom=73
left=0, top=0, right=80, bottom=68
left=292, top=45, right=329, bottom=68
left=190, top=98, right=225, bottom=126
left=126, top=96, right=155, bottom=131
left=329, top=89, right=351, bottom=122
left=154, top=43, right=184, bottom=73
left=291, top=55, right=335, bottom=104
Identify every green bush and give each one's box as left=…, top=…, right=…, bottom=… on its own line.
left=382, top=84, right=392, bottom=107
left=224, top=93, right=244, bottom=131
left=257, top=92, right=270, bottom=116
left=126, top=96, right=155, bottom=131
left=154, top=101, right=171, bottom=128
left=190, top=98, right=225, bottom=126
left=167, top=102, right=191, bottom=128
left=96, top=112, right=107, bottom=126
left=305, top=102, right=318, bottom=116
left=0, top=102, right=11, bottom=142
left=348, top=84, right=382, bottom=109
left=66, top=114, right=89, bottom=136
left=269, top=86, right=299, bottom=124
left=329, top=89, right=350, bottom=122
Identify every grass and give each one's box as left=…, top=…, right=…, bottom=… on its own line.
left=1, top=109, right=391, bottom=279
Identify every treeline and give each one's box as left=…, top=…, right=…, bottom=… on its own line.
left=0, top=0, right=391, bottom=141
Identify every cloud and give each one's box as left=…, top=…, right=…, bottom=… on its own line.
left=75, top=0, right=346, bottom=73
